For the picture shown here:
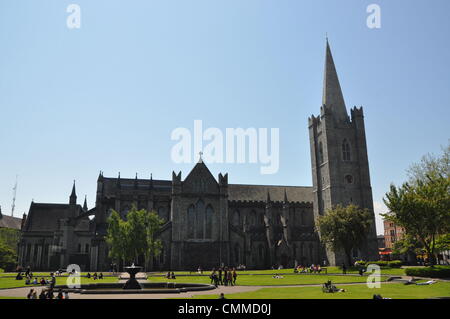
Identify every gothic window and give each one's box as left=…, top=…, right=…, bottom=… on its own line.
left=250, top=210, right=257, bottom=226
left=187, top=205, right=195, bottom=238
left=259, top=245, right=264, bottom=261
left=318, top=141, right=324, bottom=164
left=232, top=210, right=240, bottom=226
left=195, top=200, right=205, bottom=239
left=160, top=247, right=164, bottom=264
left=188, top=201, right=213, bottom=239
left=205, top=205, right=213, bottom=239
left=345, top=175, right=353, bottom=184
left=342, top=139, right=351, bottom=161
left=158, top=206, right=167, bottom=222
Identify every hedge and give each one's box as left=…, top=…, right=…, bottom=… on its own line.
left=354, top=260, right=403, bottom=268
left=405, top=266, right=450, bottom=278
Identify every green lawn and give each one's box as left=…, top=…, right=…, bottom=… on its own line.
left=148, top=273, right=388, bottom=286
left=151, top=267, right=405, bottom=276
left=0, top=276, right=118, bottom=289
left=186, top=282, right=450, bottom=299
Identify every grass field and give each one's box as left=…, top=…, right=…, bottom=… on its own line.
left=151, top=267, right=405, bottom=276
left=148, top=273, right=388, bottom=286
left=185, top=282, right=450, bottom=299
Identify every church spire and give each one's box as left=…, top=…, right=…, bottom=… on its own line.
left=83, top=195, right=88, bottom=212
left=322, top=39, right=348, bottom=122
left=70, top=180, right=77, bottom=205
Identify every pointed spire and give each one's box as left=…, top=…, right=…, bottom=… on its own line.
left=149, top=173, right=153, bottom=190
left=284, top=189, right=288, bottom=203
left=198, top=151, right=203, bottom=163
left=83, top=195, right=88, bottom=212
left=134, top=173, right=138, bottom=189
left=70, top=180, right=77, bottom=205
left=322, top=38, right=348, bottom=122
left=117, top=172, right=121, bottom=188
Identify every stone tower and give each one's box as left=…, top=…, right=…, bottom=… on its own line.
left=308, top=39, right=378, bottom=265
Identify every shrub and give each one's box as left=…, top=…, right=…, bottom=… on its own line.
left=405, top=266, right=450, bottom=278
left=387, top=260, right=403, bottom=268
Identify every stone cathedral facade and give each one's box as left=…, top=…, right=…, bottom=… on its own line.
left=18, top=41, right=378, bottom=271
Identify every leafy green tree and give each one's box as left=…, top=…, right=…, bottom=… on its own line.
left=383, top=175, right=450, bottom=265
left=407, top=141, right=449, bottom=183
left=0, top=228, right=20, bottom=253
left=435, top=234, right=450, bottom=253
left=106, top=206, right=164, bottom=270
left=317, top=204, right=373, bottom=266
left=0, top=241, right=17, bottom=271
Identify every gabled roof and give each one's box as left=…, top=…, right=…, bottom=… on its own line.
left=23, top=203, right=81, bottom=232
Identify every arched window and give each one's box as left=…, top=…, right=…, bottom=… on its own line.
left=196, top=200, right=205, bottom=239
left=250, top=210, right=257, bottom=226
left=342, top=139, right=351, bottom=161
left=345, top=175, right=353, bottom=184
left=318, top=141, right=324, bottom=164
left=187, top=205, right=195, bottom=239
left=205, top=205, right=213, bottom=239
left=232, top=210, right=240, bottom=226
left=158, top=206, right=167, bottom=222
left=259, top=245, right=264, bottom=261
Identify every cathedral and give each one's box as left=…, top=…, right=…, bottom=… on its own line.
left=18, top=41, right=378, bottom=271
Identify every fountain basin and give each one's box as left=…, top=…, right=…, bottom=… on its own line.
left=122, top=266, right=143, bottom=289
left=53, top=282, right=216, bottom=294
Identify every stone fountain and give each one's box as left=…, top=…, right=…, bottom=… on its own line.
left=122, top=263, right=143, bottom=290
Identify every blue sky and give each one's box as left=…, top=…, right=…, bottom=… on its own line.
left=1, top=0, right=449, bottom=235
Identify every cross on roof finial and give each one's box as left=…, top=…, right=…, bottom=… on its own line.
left=198, top=151, right=203, bottom=163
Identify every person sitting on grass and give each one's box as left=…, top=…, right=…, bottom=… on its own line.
left=40, top=278, right=46, bottom=285
left=86, top=272, right=91, bottom=279
left=32, top=277, right=38, bottom=285
left=316, top=265, right=322, bottom=273
left=272, top=274, right=284, bottom=279
left=93, top=272, right=98, bottom=280
left=218, top=293, right=226, bottom=299
left=99, top=272, right=103, bottom=279
left=56, top=289, right=64, bottom=299
left=171, top=272, right=176, bottom=279
left=16, top=272, right=23, bottom=280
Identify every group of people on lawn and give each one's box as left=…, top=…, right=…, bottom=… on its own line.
left=210, top=267, right=238, bottom=287
left=294, top=264, right=323, bottom=274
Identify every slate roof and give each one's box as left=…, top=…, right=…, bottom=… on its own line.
left=0, top=214, right=22, bottom=230
left=23, top=203, right=82, bottom=232
left=228, top=184, right=313, bottom=203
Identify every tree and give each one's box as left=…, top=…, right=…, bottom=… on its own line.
left=317, top=204, right=373, bottom=266
left=0, top=241, right=17, bottom=271
left=106, top=206, right=164, bottom=270
left=407, top=141, right=449, bottom=183
left=383, top=175, right=450, bottom=265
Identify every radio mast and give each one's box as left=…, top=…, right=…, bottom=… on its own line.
left=11, top=175, right=18, bottom=217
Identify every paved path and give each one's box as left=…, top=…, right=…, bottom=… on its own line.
left=0, top=279, right=405, bottom=299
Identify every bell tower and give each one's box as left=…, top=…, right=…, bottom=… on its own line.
left=309, top=39, right=378, bottom=265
